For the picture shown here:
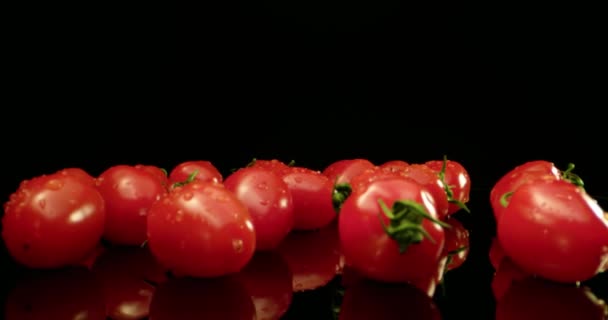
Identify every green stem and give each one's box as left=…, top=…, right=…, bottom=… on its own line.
left=500, top=191, right=513, bottom=208
left=172, top=169, right=199, bottom=188
left=561, top=163, right=585, bottom=188
left=437, top=155, right=471, bottom=214
left=332, top=183, right=352, bottom=214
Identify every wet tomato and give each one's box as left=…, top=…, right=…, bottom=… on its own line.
left=425, top=158, right=471, bottom=215
left=282, top=167, right=336, bottom=230
left=168, top=160, right=223, bottom=185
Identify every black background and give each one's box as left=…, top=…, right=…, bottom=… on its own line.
left=2, top=1, right=605, bottom=319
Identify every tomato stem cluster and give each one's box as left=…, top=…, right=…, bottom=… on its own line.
left=171, top=169, right=199, bottom=188
left=377, top=199, right=450, bottom=254
left=561, top=163, right=585, bottom=188
left=332, top=183, right=352, bottom=213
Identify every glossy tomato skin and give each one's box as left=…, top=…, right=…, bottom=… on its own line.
left=339, top=177, right=445, bottom=283
left=378, top=160, right=410, bottom=172
left=147, top=181, right=256, bottom=278
left=249, top=159, right=292, bottom=176
left=2, top=173, right=106, bottom=269
left=402, top=164, right=450, bottom=220
left=348, top=167, right=400, bottom=194
left=57, top=168, right=97, bottom=186
left=498, top=179, right=608, bottom=283
left=224, top=167, right=294, bottom=250
left=96, top=165, right=167, bottom=246
left=168, top=160, right=223, bottom=185
left=442, top=217, right=470, bottom=271
left=282, top=167, right=336, bottom=230
left=136, top=164, right=169, bottom=188
left=425, top=159, right=471, bottom=215
left=322, top=159, right=375, bottom=185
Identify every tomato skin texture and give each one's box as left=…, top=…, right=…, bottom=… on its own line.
left=146, top=181, right=256, bottom=278
left=322, top=159, right=375, bottom=185
left=425, top=159, right=471, bottom=215
left=57, top=168, right=97, bottom=186
left=498, top=179, right=608, bottom=283
left=249, top=159, right=292, bottom=176
left=224, top=167, right=294, bottom=250
left=136, top=164, right=169, bottom=188
left=378, top=160, right=410, bottom=173
left=96, top=165, right=167, bottom=246
left=282, top=167, right=336, bottom=230
left=349, top=167, right=400, bottom=194
left=168, top=160, right=223, bottom=185
left=490, top=160, right=561, bottom=219
left=2, top=173, right=106, bottom=269
left=442, top=217, right=469, bottom=271
left=338, top=177, right=445, bottom=283
left=401, top=164, right=450, bottom=220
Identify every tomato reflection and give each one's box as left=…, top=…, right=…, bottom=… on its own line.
left=278, top=224, right=341, bottom=292
left=148, top=275, right=256, bottom=320
left=338, top=279, right=442, bottom=320
left=5, top=267, right=106, bottom=320
left=496, top=277, right=608, bottom=320
left=491, top=257, right=530, bottom=301
left=239, top=251, right=293, bottom=320
left=91, top=246, right=166, bottom=319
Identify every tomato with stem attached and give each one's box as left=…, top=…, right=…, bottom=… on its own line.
left=441, top=217, right=469, bottom=271
left=322, top=159, right=375, bottom=185
left=168, top=160, right=223, bottom=185
left=338, top=176, right=448, bottom=283
left=425, top=157, right=471, bottom=215
left=146, top=181, right=256, bottom=278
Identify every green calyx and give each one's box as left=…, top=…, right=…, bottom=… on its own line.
left=437, top=155, right=471, bottom=214
left=561, top=163, right=584, bottom=188
left=172, top=169, right=199, bottom=188
left=332, top=182, right=352, bottom=214
left=377, top=198, right=451, bottom=254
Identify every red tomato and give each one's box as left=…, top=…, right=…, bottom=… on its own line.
left=239, top=251, right=293, bottom=320
left=5, top=267, right=106, bottom=320
left=489, top=237, right=506, bottom=270
left=248, top=158, right=292, bottom=176
left=282, top=167, right=336, bottom=230
left=136, top=164, right=169, bottom=188
left=425, top=158, right=471, bottom=215
left=78, top=243, right=106, bottom=269
left=96, top=165, right=167, bottom=246
left=92, top=247, right=157, bottom=320
left=148, top=276, right=256, bottom=320
left=491, top=257, right=530, bottom=301
left=147, top=181, right=256, bottom=278
left=409, top=255, right=448, bottom=298
left=498, top=179, right=608, bottom=283
left=490, top=160, right=561, bottom=219
left=442, top=217, right=470, bottom=271
left=378, top=160, right=410, bottom=172
left=2, top=173, right=106, bottom=269
left=224, top=166, right=294, bottom=250
left=338, top=280, right=442, bottom=320
left=57, top=167, right=97, bottom=186
left=401, top=164, right=450, bottom=219
left=277, top=225, right=341, bottom=292
left=496, top=277, right=607, bottom=320
left=168, top=160, right=223, bottom=185
left=348, top=167, right=400, bottom=194
left=322, top=159, right=375, bottom=185
left=338, top=177, right=447, bottom=283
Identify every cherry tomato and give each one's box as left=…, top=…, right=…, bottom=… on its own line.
left=348, top=167, right=400, bottom=194
left=5, top=267, right=106, bottom=320
left=224, top=166, right=294, bottom=250
left=401, top=164, right=450, bottom=219
left=57, top=167, right=97, bottom=186
left=378, top=160, right=410, bottom=172
left=442, top=217, right=470, bottom=271
left=147, top=181, right=256, bottom=278
left=490, top=160, right=561, bottom=219
left=239, top=251, right=293, bottom=320
left=136, top=164, right=169, bottom=188
left=2, top=173, right=106, bottom=269
left=498, top=179, right=608, bottom=283
left=496, top=277, right=607, bottom=320
left=322, top=159, right=376, bottom=185
left=92, top=247, right=157, bottom=320
left=282, top=167, right=336, bottom=230
left=278, top=225, right=341, bottom=292
left=338, top=280, right=442, bottom=320
left=248, top=158, right=292, bottom=176
left=96, top=165, right=167, bottom=246
left=339, top=177, right=446, bottom=283
left=425, top=158, right=471, bottom=215
left=168, top=160, right=223, bottom=185
left=149, top=276, right=256, bottom=320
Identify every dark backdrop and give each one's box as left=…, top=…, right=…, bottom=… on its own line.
left=2, top=1, right=604, bottom=319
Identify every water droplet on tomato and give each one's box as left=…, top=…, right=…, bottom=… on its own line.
left=257, top=182, right=268, bottom=190
left=232, top=239, right=244, bottom=253
left=38, top=199, right=46, bottom=209
left=183, top=192, right=194, bottom=200
left=46, top=179, right=64, bottom=190
left=259, top=200, right=270, bottom=206
left=155, top=194, right=161, bottom=201
left=175, top=210, right=184, bottom=222
left=139, top=208, right=148, bottom=216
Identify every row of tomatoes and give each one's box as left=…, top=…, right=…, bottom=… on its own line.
left=1, top=157, right=471, bottom=292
